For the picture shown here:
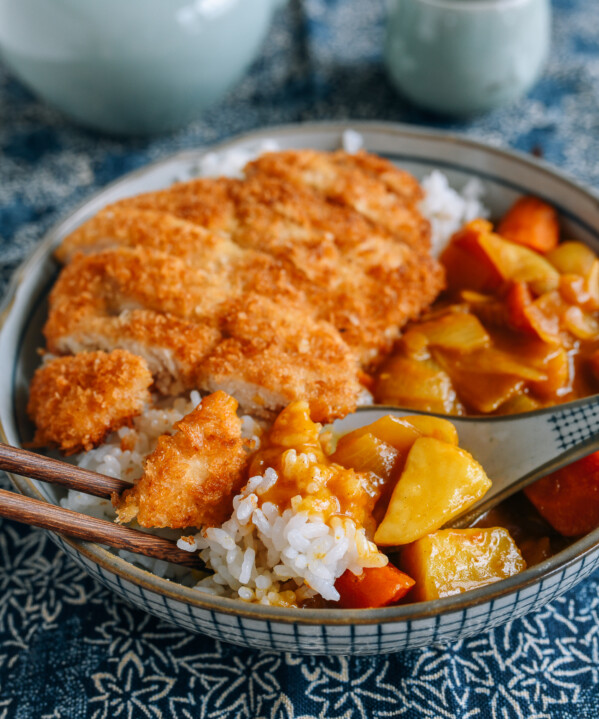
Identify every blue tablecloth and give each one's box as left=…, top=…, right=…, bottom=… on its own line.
left=2, top=0, right=599, bottom=716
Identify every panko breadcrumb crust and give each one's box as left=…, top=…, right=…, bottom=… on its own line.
left=116, top=391, right=247, bottom=528
left=27, top=350, right=153, bottom=454
left=42, top=149, right=444, bottom=425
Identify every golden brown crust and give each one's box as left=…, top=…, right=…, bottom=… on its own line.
left=245, top=149, right=430, bottom=250
left=43, top=248, right=224, bottom=394
left=116, top=391, right=247, bottom=528
left=48, top=309, right=221, bottom=395
left=27, top=350, right=152, bottom=454
left=116, top=177, right=239, bottom=234
left=48, top=246, right=230, bottom=323
left=48, top=149, right=445, bottom=421
left=200, top=295, right=362, bottom=422
left=55, top=206, right=242, bottom=268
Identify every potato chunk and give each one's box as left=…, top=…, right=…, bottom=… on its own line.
left=335, top=414, right=457, bottom=454
left=374, top=356, right=462, bottom=414
left=374, top=437, right=492, bottom=546
left=547, top=240, right=597, bottom=276
left=399, top=416, right=458, bottom=445
left=412, top=312, right=491, bottom=352
left=330, top=433, right=400, bottom=482
left=400, top=528, right=526, bottom=601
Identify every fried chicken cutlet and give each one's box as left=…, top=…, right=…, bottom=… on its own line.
left=116, top=391, right=247, bottom=528
left=245, top=149, right=430, bottom=250
left=110, top=160, right=443, bottom=364
left=55, top=206, right=244, bottom=268
left=27, top=350, right=152, bottom=454
left=45, top=149, right=444, bottom=425
left=43, top=247, right=224, bottom=394
left=53, top=179, right=442, bottom=365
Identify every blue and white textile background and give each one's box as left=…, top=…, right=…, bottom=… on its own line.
left=1, top=1, right=599, bottom=716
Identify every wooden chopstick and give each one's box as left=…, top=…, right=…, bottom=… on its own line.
left=0, top=443, right=203, bottom=569
left=0, top=488, right=202, bottom=567
left=0, top=443, right=130, bottom=498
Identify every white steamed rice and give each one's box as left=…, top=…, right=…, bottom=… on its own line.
left=178, top=456, right=385, bottom=605
left=420, top=169, right=489, bottom=257
left=61, top=131, right=489, bottom=604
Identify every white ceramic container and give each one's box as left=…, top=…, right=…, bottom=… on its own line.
left=2, top=121, right=599, bottom=655
left=0, top=0, right=282, bottom=135
left=385, top=0, right=551, bottom=115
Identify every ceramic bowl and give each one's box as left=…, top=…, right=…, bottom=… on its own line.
left=2, top=121, right=599, bottom=655
left=385, top=0, right=551, bottom=115
left=0, top=0, right=282, bottom=135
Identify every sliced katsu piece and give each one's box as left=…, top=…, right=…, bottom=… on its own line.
left=43, top=248, right=223, bottom=394
left=55, top=206, right=244, bottom=269
left=116, top=391, right=248, bottom=528
left=198, top=294, right=362, bottom=422
left=114, top=176, right=240, bottom=234
left=58, top=152, right=443, bottom=366
left=27, top=350, right=153, bottom=454
left=44, top=252, right=361, bottom=418
left=308, top=251, right=444, bottom=366
left=46, top=309, right=221, bottom=396
left=48, top=245, right=232, bottom=322
left=55, top=207, right=309, bottom=314
left=245, top=149, right=431, bottom=250
left=228, top=171, right=444, bottom=364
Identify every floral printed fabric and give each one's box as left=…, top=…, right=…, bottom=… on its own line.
left=1, top=0, right=599, bottom=716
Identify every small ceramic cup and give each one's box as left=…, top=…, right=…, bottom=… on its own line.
left=385, top=0, right=551, bottom=116
left=0, top=0, right=284, bottom=135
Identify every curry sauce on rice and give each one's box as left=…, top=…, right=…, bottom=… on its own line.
left=26, top=146, right=599, bottom=608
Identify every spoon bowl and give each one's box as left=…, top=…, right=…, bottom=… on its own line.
left=333, top=395, right=599, bottom=528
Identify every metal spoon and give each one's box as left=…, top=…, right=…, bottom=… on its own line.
left=332, top=394, right=599, bottom=528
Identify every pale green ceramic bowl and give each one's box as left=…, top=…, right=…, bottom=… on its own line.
left=0, top=0, right=283, bottom=135
left=385, top=0, right=551, bottom=115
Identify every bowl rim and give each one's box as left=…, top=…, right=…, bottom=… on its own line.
left=2, top=118, right=599, bottom=626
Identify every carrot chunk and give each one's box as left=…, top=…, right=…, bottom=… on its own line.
left=497, top=196, right=559, bottom=254
left=335, top=564, right=415, bottom=608
left=441, top=219, right=503, bottom=292
left=524, top=452, right=599, bottom=536
left=442, top=217, right=559, bottom=293
left=505, top=281, right=561, bottom=343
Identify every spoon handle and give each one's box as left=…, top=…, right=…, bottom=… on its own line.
left=450, top=395, right=599, bottom=527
